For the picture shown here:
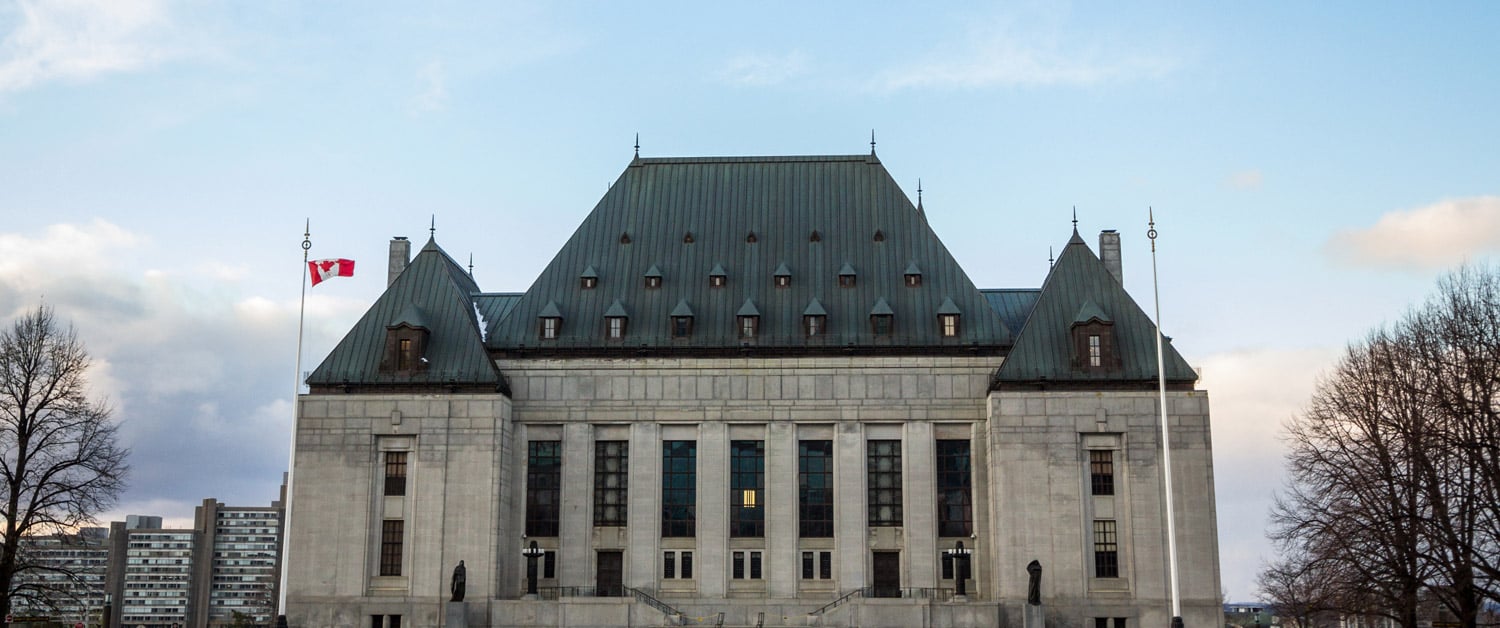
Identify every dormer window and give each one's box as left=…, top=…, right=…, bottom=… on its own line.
left=709, top=264, right=727, bottom=288
left=397, top=338, right=415, bottom=369
left=580, top=266, right=598, bottom=290
left=803, top=298, right=827, bottom=337
left=644, top=265, right=663, bottom=289
left=870, top=298, right=893, bottom=337
left=670, top=299, right=694, bottom=338
left=904, top=262, right=922, bottom=287
left=838, top=263, right=856, bottom=288
left=382, top=324, right=430, bottom=374
left=537, top=301, right=563, bottom=340
left=774, top=263, right=791, bottom=288
left=937, top=297, right=961, bottom=338
left=1071, top=300, right=1116, bottom=371
left=737, top=299, right=761, bottom=340
left=604, top=300, right=629, bottom=340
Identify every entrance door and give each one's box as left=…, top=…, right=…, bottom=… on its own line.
left=597, top=550, right=624, bottom=597
left=871, top=551, right=900, bottom=598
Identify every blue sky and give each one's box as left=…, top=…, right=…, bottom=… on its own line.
left=3, top=0, right=1498, bottom=602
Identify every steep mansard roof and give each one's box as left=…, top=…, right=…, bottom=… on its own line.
left=486, top=154, right=1012, bottom=352
left=992, top=230, right=1197, bottom=388
left=307, top=238, right=501, bottom=388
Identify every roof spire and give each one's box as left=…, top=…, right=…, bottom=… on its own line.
left=1072, top=206, right=1078, bottom=232
left=634, top=133, right=640, bottom=159
left=1048, top=246, right=1054, bottom=269
left=430, top=215, right=436, bottom=238
left=870, top=129, right=876, bottom=154
left=468, top=253, right=474, bottom=277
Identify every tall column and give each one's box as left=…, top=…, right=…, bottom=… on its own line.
left=626, top=424, right=661, bottom=589
left=834, top=422, right=866, bottom=588
left=698, top=423, right=729, bottom=597
left=904, top=422, right=937, bottom=589
left=559, top=423, right=593, bottom=586
left=765, top=422, right=798, bottom=597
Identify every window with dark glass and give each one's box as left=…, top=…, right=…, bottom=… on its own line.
left=941, top=551, right=954, bottom=579
left=681, top=551, right=693, bottom=578
left=799, top=440, right=834, bottom=537
left=607, top=316, right=627, bottom=339
left=379, top=520, right=403, bottom=576
left=1090, top=450, right=1115, bottom=496
left=383, top=451, right=407, bottom=496
left=940, top=314, right=960, bottom=337
left=801, top=551, right=834, bottom=580
left=739, top=316, right=758, bottom=338
left=543, top=551, right=556, bottom=578
left=525, top=441, right=561, bottom=537
left=540, top=317, right=560, bottom=339
left=732, top=551, right=763, bottom=579
left=663, top=551, right=675, bottom=579
left=594, top=441, right=628, bottom=526
left=662, top=440, right=697, bottom=537
left=936, top=439, right=973, bottom=537
left=820, top=551, right=832, bottom=579
left=871, top=314, right=893, bottom=336
left=905, top=273, right=921, bottom=287
left=750, top=551, right=762, bottom=579
left=1094, top=519, right=1119, bottom=578
left=645, top=276, right=661, bottom=289
left=839, top=274, right=856, bottom=287
left=672, top=316, right=693, bottom=338
left=732, top=551, right=744, bottom=579
left=867, top=440, right=902, bottom=526
left=388, top=616, right=401, bottom=628
left=731, top=440, right=765, bottom=537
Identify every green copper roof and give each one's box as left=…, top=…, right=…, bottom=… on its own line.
left=992, top=230, right=1196, bottom=387
left=487, top=154, right=1011, bottom=351
left=308, top=237, right=500, bottom=388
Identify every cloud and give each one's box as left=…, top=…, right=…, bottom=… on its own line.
left=876, top=15, right=1177, bottom=91
left=716, top=51, right=810, bottom=87
left=413, top=59, right=448, bottom=112
left=1225, top=169, right=1263, bottom=191
left=1198, top=346, right=1340, bottom=599
left=0, top=0, right=182, bottom=94
left=0, top=222, right=357, bottom=523
left=1325, top=196, right=1500, bottom=271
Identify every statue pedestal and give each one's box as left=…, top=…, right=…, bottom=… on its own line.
left=1023, top=604, right=1045, bottom=628
left=445, top=601, right=468, bottom=628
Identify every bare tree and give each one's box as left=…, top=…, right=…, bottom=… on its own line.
left=0, top=305, right=129, bottom=620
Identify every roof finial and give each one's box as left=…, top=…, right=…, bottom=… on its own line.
left=468, top=253, right=474, bottom=277
left=870, top=129, right=877, bottom=154
left=1049, top=246, right=1055, bottom=269
left=634, top=133, right=640, bottom=159
left=1072, top=206, right=1078, bottom=231
left=430, top=215, right=436, bottom=238
left=1148, top=206, right=1158, bottom=253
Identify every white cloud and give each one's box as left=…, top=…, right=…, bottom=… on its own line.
left=716, top=51, right=810, bottom=87
left=0, top=0, right=181, bottom=94
left=1225, top=169, right=1263, bottom=191
left=413, top=59, right=448, bottom=112
left=876, top=16, right=1177, bottom=91
left=1198, top=346, right=1340, bottom=599
left=1325, top=196, right=1500, bottom=271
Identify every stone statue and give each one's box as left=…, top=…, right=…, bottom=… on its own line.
left=451, top=560, right=466, bottom=602
left=1026, top=560, right=1042, bottom=606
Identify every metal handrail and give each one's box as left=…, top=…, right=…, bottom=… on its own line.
left=624, top=586, right=684, bottom=618
left=810, top=586, right=956, bottom=615
left=809, top=588, right=864, bottom=615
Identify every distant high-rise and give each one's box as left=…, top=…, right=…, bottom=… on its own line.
left=9, top=527, right=109, bottom=624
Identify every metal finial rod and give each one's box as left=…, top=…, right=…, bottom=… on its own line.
left=634, top=133, right=640, bottom=158
left=1072, top=206, right=1078, bottom=229
left=468, top=253, right=474, bottom=276
left=1148, top=206, right=1158, bottom=252
left=302, top=218, right=311, bottom=252
left=430, top=215, right=436, bottom=237
left=917, top=178, right=923, bottom=203
left=1048, top=246, right=1054, bottom=269
left=870, top=129, right=876, bottom=153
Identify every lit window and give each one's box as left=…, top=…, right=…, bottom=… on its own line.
left=710, top=275, right=725, bottom=287
left=940, top=314, right=959, bottom=337
left=607, top=317, right=627, bottom=339
left=540, top=317, right=560, bottom=339
left=905, top=274, right=921, bottom=287
left=731, top=440, right=764, bottom=538
left=581, top=277, right=597, bottom=289
left=739, top=316, right=759, bottom=339
left=397, top=338, right=413, bottom=370
left=804, top=315, right=825, bottom=337
left=776, top=275, right=790, bottom=288
left=1089, top=335, right=1102, bottom=367
left=645, top=276, right=661, bottom=289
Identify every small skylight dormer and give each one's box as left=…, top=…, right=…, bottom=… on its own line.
left=580, top=266, right=599, bottom=290
left=803, top=298, right=827, bottom=337
left=709, top=263, right=728, bottom=288
left=904, top=262, right=922, bottom=287
left=838, top=263, right=857, bottom=288
left=619, top=232, right=631, bottom=244
left=810, top=230, right=822, bottom=243
left=773, top=262, right=792, bottom=288
left=1071, top=300, right=1116, bottom=371
left=870, top=298, right=894, bottom=337
left=644, top=265, right=663, bottom=289
left=737, top=299, right=761, bottom=339
left=873, top=229, right=886, bottom=243
left=537, top=301, right=563, bottom=340
left=746, top=231, right=758, bottom=244
left=670, top=299, right=695, bottom=338
left=683, top=231, right=695, bottom=244
left=937, top=297, right=961, bottom=338
left=604, top=300, right=629, bottom=340
left=383, top=303, right=430, bottom=374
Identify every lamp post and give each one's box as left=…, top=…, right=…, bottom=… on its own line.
left=522, top=541, right=544, bottom=599
left=950, top=540, right=972, bottom=601
left=101, top=593, right=112, bottom=628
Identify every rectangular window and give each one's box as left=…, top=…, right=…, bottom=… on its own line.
left=526, top=441, right=561, bottom=537
left=1090, top=450, right=1115, bottom=496
left=799, top=440, right=834, bottom=537
left=871, top=315, right=892, bottom=336
left=802, top=551, right=814, bottom=579
left=940, top=314, right=959, bottom=337
left=681, top=551, right=693, bottom=579
left=1089, top=334, right=1102, bottom=367
left=867, top=440, right=902, bottom=526
left=731, top=440, right=765, bottom=537
left=662, top=440, right=697, bottom=537
left=936, top=439, right=973, bottom=537
left=941, top=552, right=954, bottom=579
left=1114, top=619, right=1127, bottom=628
left=397, top=338, right=413, bottom=370
left=663, top=551, right=676, bottom=579
left=594, top=441, right=629, bottom=526
left=739, top=316, right=758, bottom=338
left=820, top=551, right=832, bottom=579
left=383, top=451, right=407, bottom=497
left=804, top=315, right=824, bottom=337
left=1096, top=620, right=1109, bottom=628
left=541, top=317, right=559, bottom=339
left=1094, top=520, right=1119, bottom=578
left=607, top=317, right=626, bottom=339
left=379, top=520, right=403, bottom=576
left=544, top=550, right=556, bottom=579
left=672, top=316, right=693, bottom=338
left=732, top=551, right=744, bottom=579
left=388, top=616, right=401, bottom=628
left=750, top=551, right=762, bottom=579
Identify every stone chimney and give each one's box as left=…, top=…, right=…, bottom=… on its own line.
left=1099, top=230, right=1122, bottom=284
left=388, top=237, right=410, bottom=286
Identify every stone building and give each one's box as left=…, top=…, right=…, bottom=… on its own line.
left=286, top=151, right=1221, bottom=627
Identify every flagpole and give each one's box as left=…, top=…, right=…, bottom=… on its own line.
left=1149, top=209, right=1183, bottom=628
left=278, top=220, right=311, bottom=625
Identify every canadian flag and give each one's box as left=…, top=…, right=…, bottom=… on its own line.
left=309, top=258, right=355, bottom=286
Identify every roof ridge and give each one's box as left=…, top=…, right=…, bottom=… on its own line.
left=635, top=154, right=871, bottom=165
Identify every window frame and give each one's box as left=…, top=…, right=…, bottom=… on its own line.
left=936, top=439, right=974, bottom=537
left=383, top=451, right=407, bottom=497
left=594, top=441, right=629, bottom=526
left=804, top=315, right=825, bottom=337
left=539, top=317, right=561, bottom=340
left=867, top=440, right=902, bottom=526
left=379, top=520, right=403, bottom=576
left=661, top=440, right=697, bottom=537
left=1090, top=449, right=1115, bottom=496
left=606, top=316, right=628, bottom=340
left=798, top=440, right=834, bottom=537
left=525, top=441, right=562, bottom=537
left=939, top=314, right=960, bottom=338
left=730, top=440, right=765, bottom=538
left=1093, top=519, right=1119, bottom=578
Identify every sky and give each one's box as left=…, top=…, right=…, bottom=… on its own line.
left=2, top=0, right=1498, bottom=603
